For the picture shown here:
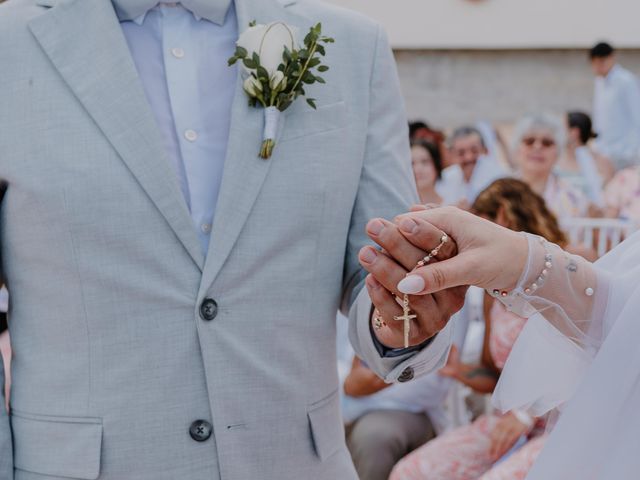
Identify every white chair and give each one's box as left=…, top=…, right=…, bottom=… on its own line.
left=560, top=218, right=638, bottom=258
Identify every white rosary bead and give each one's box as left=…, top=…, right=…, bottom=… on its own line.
left=585, top=287, right=594, bottom=297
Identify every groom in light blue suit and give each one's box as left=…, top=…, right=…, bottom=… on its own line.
left=0, top=0, right=458, bottom=478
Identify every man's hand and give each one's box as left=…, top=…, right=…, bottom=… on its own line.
left=358, top=215, right=467, bottom=349
left=343, top=357, right=391, bottom=397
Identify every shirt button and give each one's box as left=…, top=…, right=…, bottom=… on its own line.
left=200, top=298, right=218, bottom=321
left=171, top=47, right=185, bottom=59
left=189, top=420, right=212, bottom=442
left=184, top=129, right=198, bottom=142
left=201, top=223, right=212, bottom=234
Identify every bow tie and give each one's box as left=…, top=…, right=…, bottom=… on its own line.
left=112, top=0, right=232, bottom=25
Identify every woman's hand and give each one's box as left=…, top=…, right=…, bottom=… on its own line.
left=392, top=206, right=529, bottom=296
left=489, top=412, right=532, bottom=459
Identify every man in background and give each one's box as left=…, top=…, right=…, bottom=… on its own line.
left=591, top=41, right=640, bottom=170
left=437, top=126, right=507, bottom=208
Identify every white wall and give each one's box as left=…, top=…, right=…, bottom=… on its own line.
left=324, top=0, right=640, bottom=49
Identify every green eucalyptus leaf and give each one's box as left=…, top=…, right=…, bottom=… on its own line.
left=252, top=52, right=260, bottom=65
left=306, top=98, right=317, bottom=110
left=308, top=58, right=321, bottom=68
left=317, top=65, right=329, bottom=72
left=235, top=46, right=248, bottom=57
left=316, top=44, right=326, bottom=56
left=304, top=32, right=313, bottom=45
left=315, top=76, right=326, bottom=84
left=243, top=58, right=258, bottom=69
left=302, top=71, right=315, bottom=84
left=257, top=66, right=269, bottom=81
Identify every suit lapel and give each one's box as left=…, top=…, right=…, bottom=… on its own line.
left=29, top=0, right=205, bottom=270
left=198, top=0, right=303, bottom=293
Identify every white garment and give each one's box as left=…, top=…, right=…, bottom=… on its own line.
left=593, top=64, right=640, bottom=169
left=436, top=155, right=506, bottom=206
left=492, top=231, right=640, bottom=479
left=337, top=292, right=472, bottom=434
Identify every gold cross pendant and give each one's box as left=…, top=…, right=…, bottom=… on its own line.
left=394, top=294, right=416, bottom=348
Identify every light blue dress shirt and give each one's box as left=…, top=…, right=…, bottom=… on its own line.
left=593, top=64, right=640, bottom=169
left=116, top=1, right=238, bottom=254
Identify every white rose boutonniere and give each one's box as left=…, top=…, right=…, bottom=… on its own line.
left=228, top=21, right=334, bottom=159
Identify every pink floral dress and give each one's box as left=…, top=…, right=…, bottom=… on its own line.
left=604, top=166, right=640, bottom=223
left=543, top=174, right=589, bottom=219
left=390, top=303, right=546, bottom=480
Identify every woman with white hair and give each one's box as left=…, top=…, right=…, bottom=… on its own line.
left=514, top=114, right=589, bottom=219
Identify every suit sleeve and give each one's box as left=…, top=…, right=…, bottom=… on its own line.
left=343, top=25, right=452, bottom=382
left=0, top=184, right=11, bottom=479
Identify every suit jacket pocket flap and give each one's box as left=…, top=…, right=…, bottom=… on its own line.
left=11, top=411, right=103, bottom=479
left=307, top=389, right=344, bottom=461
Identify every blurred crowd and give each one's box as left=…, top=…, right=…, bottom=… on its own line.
left=337, top=41, right=640, bottom=480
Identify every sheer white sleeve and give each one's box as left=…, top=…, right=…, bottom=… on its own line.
left=491, top=233, right=612, bottom=416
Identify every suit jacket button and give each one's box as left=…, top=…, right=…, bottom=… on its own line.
left=199, top=299, right=218, bottom=321
left=398, top=367, right=414, bottom=383
left=189, top=420, right=212, bottom=442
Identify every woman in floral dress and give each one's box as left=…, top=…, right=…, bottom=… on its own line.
left=604, top=165, right=640, bottom=224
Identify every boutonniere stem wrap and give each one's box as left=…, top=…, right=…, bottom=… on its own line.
left=229, top=21, right=334, bottom=159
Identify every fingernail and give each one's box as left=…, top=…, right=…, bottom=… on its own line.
left=398, top=275, right=425, bottom=294
left=360, top=247, right=377, bottom=264
left=399, top=218, right=418, bottom=234
left=367, top=219, right=384, bottom=236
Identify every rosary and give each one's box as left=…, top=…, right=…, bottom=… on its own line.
left=376, top=233, right=449, bottom=348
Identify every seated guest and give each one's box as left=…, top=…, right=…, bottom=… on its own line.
left=437, top=126, right=507, bottom=208
left=557, top=111, right=613, bottom=208
left=411, top=140, right=444, bottom=205
left=391, top=178, right=566, bottom=480
left=409, top=120, right=448, bottom=167
left=590, top=42, right=640, bottom=170
left=514, top=114, right=589, bottom=219
left=409, top=120, right=446, bottom=146
left=604, top=165, right=640, bottom=224
left=337, top=304, right=470, bottom=480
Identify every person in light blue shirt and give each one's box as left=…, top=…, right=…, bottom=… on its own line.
left=590, top=42, right=640, bottom=170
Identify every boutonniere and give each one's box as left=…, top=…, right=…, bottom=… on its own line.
left=228, top=21, right=334, bottom=159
